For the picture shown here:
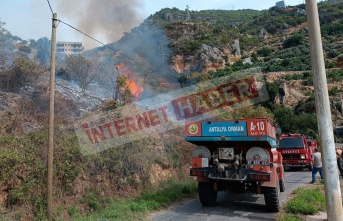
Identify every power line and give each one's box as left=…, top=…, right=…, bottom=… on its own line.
left=58, top=20, right=117, bottom=52
left=46, top=0, right=54, bottom=14
left=57, top=19, right=177, bottom=82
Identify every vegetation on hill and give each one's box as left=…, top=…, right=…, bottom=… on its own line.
left=153, top=1, right=343, bottom=75
left=152, top=8, right=263, bottom=29
left=241, top=5, right=307, bottom=35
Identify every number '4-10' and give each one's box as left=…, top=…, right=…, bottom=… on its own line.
left=251, top=121, right=265, bottom=131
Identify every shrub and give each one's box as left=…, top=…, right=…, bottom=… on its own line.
left=274, top=106, right=318, bottom=136
left=284, top=74, right=293, bottom=81
left=304, top=90, right=313, bottom=96
left=329, top=86, right=339, bottom=96
left=327, top=69, right=343, bottom=80
left=67, top=206, right=79, bottom=217
left=301, top=72, right=312, bottom=80
left=257, top=47, right=272, bottom=57
left=0, top=56, right=44, bottom=92
left=284, top=187, right=325, bottom=215
left=283, top=34, right=305, bottom=49
left=266, top=81, right=280, bottom=101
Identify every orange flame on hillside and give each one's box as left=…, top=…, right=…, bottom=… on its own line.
left=116, top=63, right=143, bottom=100
left=116, top=63, right=132, bottom=78
left=126, top=79, right=143, bottom=100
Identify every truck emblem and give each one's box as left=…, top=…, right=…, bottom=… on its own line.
left=188, top=124, right=198, bottom=134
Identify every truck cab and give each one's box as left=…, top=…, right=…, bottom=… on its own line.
left=277, top=134, right=317, bottom=171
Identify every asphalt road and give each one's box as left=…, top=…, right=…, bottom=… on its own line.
left=150, top=169, right=311, bottom=221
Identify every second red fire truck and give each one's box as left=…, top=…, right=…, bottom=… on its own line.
left=277, top=134, right=318, bottom=171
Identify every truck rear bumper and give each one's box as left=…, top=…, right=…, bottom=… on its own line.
left=283, top=160, right=311, bottom=167
left=208, top=174, right=248, bottom=182
left=284, top=164, right=308, bottom=167
left=190, top=167, right=270, bottom=182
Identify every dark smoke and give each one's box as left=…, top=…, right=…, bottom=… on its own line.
left=56, top=0, right=144, bottom=49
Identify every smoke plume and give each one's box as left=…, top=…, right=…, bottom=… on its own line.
left=56, top=0, right=144, bottom=49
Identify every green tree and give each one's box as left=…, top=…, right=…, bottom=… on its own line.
left=266, top=81, right=280, bottom=102
left=257, top=47, right=272, bottom=57
left=283, top=34, right=305, bottom=49
left=294, top=113, right=318, bottom=135
left=274, top=106, right=296, bottom=132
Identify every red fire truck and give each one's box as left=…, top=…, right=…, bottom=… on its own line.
left=186, top=118, right=284, bottom=212
left=277, top=134, right=318, bottom=171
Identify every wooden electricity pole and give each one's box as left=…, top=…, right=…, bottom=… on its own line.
left=47, top=13, right=57, bottom=221
left=305, top=1, right=343, bottom=220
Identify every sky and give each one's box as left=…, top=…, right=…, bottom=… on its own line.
left=0, top=0, right=317, bottom=50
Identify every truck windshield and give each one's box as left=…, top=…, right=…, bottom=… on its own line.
left=279, top=137, right=305, bottom=148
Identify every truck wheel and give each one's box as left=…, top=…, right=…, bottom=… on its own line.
left=308, top=163, right=313, bottom=171
left=198, top=182, right=217, bottom=206
left=263, top=177, right=281, bottom=212
left=279, top=179, right=285, bottom=192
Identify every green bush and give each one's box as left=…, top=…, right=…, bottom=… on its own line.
left=274, top=106, right=318, bottom=136
left=129, top=202, right=147, bottom=212
left=68, top=206, right=79, bottom=217
left=322, top=23, right=343, bottom=36
left=257, top=47, right=272, bottom=57
left=301, top=72, right=312, bottom=80
left=71, top=180, right=197, bottom=220
left=284, top=74, right=293, bottom=81
left=329, top=86, right=339, bottom=96
left=0, top=129, right=84, bottom=219
left=80, top=191, right=100, bottom=211
left=286, top=198, right=317, bottom=214
left=284, top=187, right=325, bottom=215
left=327, top=69, right=343, bottom=80
left=304, top=90, right=313, bottom=96
left=15, top=211, right=24, bottom=220
left=283, top=34, right=305, bottom=49
left=266, top=82, right=280, bottom=101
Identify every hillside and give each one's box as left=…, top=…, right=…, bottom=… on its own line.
left=81, top=1, right=343, bottom=135
left=1, top=1, right=343, bottom=220
left=84, top=2, right=343, bottom=94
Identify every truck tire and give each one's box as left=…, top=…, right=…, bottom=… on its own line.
left=263, top=177, right=281, bottom=212
left=198, top=182, right=217, bottom=206
left=279, top=179, right=285, bottom=192
left=308, top=163, right=313, bottom=171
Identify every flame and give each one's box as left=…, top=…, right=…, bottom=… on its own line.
left=126, top=79, right=143, bottom=100
left=116, top=63, right=144, bottom=100
left=116, top=62, right=132, bottom=78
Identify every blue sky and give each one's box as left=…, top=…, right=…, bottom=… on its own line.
left=0, top=0, right=318, bottom=49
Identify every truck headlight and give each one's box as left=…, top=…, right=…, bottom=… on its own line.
left=300, top=154, right=305, bottom=159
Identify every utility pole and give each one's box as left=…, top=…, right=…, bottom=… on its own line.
left=47, top=13, right=57, bottom=221
left=305, top=1, right=343, bottom=220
